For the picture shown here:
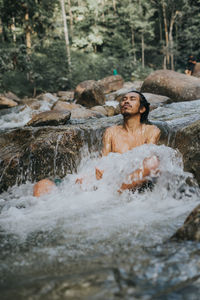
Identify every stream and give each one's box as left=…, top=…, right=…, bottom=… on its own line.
left=0, top=100, right=200, bottom=299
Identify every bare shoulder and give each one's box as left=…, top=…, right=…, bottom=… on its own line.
left=104, top=125, right=122, bottom=135
left=143, top=124, right=161, bottom=144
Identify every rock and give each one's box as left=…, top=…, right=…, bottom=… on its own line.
left=0, top=95, right=18, bottom=109
left=105, top=81, right=143, bottom=102
left=37, top=93, right=58, bottom=103
left=52, top=101, right=81, bottom=111
left=74, top=80, right=105, bottom=108
left=171, top=204, right=200, bottom=241
left=143, top=93, right=171, bottom=110
left=57, top=91, right=74, bottom=101
left=3, top=92, right=21, bottom=103
left=114, top=104, right=121, bottom=115
left=141, top=70, right=200, bottom=101
left=192, top=62, right=200, bottom=77
left=123, top=81, right=143, bottom=91
left=70, top=107, right=104, bottom=119
left=103, top=105, right=115, bottom=117
left=52, top=101, right=103, bottom=119
left=91, top=106, right=107, bottom=116
left=98, top=75, right=124, bottom=94
left=0, top=116, right=122, bottom=192
left=173, top=120, right=200, bottom=185
left=26, top=110, right=71, bottom=127
left=20, top=98, right=42, bottom=110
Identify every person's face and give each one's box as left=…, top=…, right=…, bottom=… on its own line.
left=120, top=92, right=145, bottom=115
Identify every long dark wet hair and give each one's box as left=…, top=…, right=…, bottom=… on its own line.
left=122, top=90, right=150, bottom=123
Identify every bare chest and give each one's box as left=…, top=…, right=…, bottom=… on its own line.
left=111, top=130, right=148, bottom=154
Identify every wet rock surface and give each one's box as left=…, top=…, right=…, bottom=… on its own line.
left=0, top=95, right=18, bottom=109
left=74, top=80, right=105, bottom=108
left=0, top=116, right=122, bottom=192
left=141, top=70, right=200, bottom=101
left=171, top=204, right=200, bottom=241
left=26, top=110, right=71, bottom=127
left=173, top=120, right=200, bottom=185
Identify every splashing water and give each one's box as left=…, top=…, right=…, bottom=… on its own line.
left=0, top=144, right=198, bottom=243
left=0, top=144, right=200, bottom=299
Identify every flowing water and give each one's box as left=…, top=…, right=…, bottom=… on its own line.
left=0, top=100, right=200, bottom=299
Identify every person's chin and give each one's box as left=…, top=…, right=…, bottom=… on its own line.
left=122, top=111, right=131, bottom=117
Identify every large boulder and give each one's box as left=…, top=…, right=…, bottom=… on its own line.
left=171, top=204, right=200, bottom=241
left=3, top=92, right=21, bottom=103
left=98, top=75, right=124, bottom=94
left=173, top=120, right=200, bottom=185
left=26, top=110, right=71, bottom=127
left=192, top=62, right=200, bottom=77
left=141, top=70, right=200, bottom=101
left=0, top=95, right=18, bottom=109
left=74, top=80, right=105, bottom=108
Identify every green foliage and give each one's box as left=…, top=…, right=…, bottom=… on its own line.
left=0, top=0, right=200, bottom=96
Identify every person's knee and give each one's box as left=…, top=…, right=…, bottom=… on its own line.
left=33, top=179, right=56, bottom=197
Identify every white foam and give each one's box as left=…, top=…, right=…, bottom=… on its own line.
left=0, top=145, right=199, bottom=244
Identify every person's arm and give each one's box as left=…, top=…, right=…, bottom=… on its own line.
left=118, top=155, right=160, bottom=192
left=119, top=126, right=161, bottom=192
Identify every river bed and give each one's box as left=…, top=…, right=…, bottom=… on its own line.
left=0, top=100, right=200, bottom=299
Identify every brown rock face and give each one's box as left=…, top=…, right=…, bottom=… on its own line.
left=52, top=101, right=80, bottom=111
left=98, top=75, right=124, bottom=94
left=74, top=80, right=105, bottom=108
left=57, top=91, right=74, bottom=101
left=173, top=120, right=200, bottom=185
left=26, top=110, right=71, bottom=127
left=52, top=101, right=104, bottom=119
left=141, top=70, right=200, bottom=101
left=192, top=62, right=200, bottom=77
left=171, top=204, right=200, bottom=241
left=0, top=95, right=18, bottom=109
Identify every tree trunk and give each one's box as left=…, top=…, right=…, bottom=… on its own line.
left=162, top=1, right=169, bottom=67
left=141, top=32, right=144, bottom=68
left=169, top=11, right=179, bottom=70
left=60, top=0, right=71, bottom=69
left=11, top=17, right=16, bottom=43
left=25, top=8, right=31, bottom=53
left=113, top=0, right=116, bottom=12
left=67, top=0, right=73, bottom=35
left=131, top=27, right=136, bottom=63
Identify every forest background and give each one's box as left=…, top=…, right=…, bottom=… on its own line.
left=0, top=0, right=200, bottom=97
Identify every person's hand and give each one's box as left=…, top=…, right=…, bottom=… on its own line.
left=75, top=178, right=83, bottom=184
left=95, top=168, right=104, bottom=180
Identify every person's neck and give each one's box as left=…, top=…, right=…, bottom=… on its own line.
left=123, top=113, right=142, bottom=132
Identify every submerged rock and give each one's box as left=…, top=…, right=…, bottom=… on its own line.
left=0, top=95, right=18, bottom=109
left=75, top=80, right=105, bottom=108
left=141, top=70, right=200, bottom=101
left=26, top=110, right=71, bottom=127
left=171, top=204, right=200, bottom=241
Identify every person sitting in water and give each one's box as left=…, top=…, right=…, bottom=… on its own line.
left=185, top=55, right=197, bottom=76
left=33, top=91, right=160, bottom=197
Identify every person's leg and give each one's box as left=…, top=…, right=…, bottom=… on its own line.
left=33, top=179, right=56, bottom=197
